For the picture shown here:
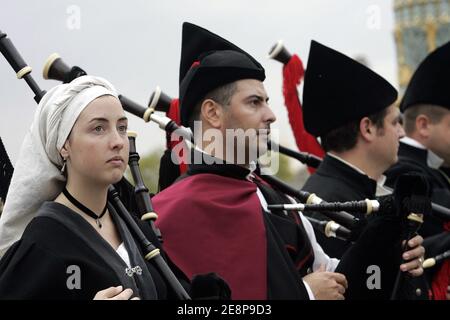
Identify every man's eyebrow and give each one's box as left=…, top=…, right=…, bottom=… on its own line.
left=247, top=94, right=269, bottom=102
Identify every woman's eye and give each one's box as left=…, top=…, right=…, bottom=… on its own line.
left=94, top=126, right=104, bottom=132
left=118, top=125, right=128, bottom=132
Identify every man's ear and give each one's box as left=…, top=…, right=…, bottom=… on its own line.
left=200, top=99, right=223, bottom=128
left=359, top=117, right=375, bottom=142
left=415, top=114, right=431, bottom=139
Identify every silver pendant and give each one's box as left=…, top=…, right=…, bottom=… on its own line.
left=96, top=219, right=102, bottom=228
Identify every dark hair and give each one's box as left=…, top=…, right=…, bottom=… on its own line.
left=321, top=107, right=388, bottom=152
left=403, top=104, right=448, bottom=135
left=187, top=82, right=237, bottom=130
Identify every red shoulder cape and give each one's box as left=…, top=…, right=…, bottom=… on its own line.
left=153, top=173, right=267, bottom=299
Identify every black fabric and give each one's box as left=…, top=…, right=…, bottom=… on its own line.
left=158, top=149, right=181, bottom=192
left=385, top=142, right=450, bottom=237
left=302, top=155, right=430, bottom=300
left=400, top=41, right=450, bottom=112
left=0, top=136, right=13, bottom=202
left=183, top=156, right=310, bottom=299
left=0, top=202, right=176, bottom=299
left=190, top=273, right=231, bottom=300
left=178, top=22, right=265, bottom=126
left=439, top=167, right=450, bottom=185
left=302, top=40, right=398, bottom=137
left=302, top=155, right=375, bottom=258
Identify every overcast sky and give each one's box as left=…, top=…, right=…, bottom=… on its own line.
left=0, top=0, right=398, bottom=171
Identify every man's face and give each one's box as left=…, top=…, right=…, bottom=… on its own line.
left=426, top=110, right=450, bottom=162
left=372, top=104, right=405, bottom=170
left=221, top=79, right=276, bottom=164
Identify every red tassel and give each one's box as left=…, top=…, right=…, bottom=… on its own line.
left=431, top=257, right=450, bottom=300
left=431, top=221, right=450, bottom=300
left=282, top=54, right=324, bottom=173
left=166, top=99, right=188, bottom=174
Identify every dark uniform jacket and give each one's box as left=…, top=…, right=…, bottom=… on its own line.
left=385, top=142, right=450, bottom=238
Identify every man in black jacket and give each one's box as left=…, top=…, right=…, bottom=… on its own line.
left=301, top=40, right=405, bottom=259
left=385, top=41, right=450, bottom=238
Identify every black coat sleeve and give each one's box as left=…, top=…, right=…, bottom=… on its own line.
left=0, top=239, right=75, bottom=299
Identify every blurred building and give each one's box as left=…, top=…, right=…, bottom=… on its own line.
left=394, top=0, right=450, bottom=93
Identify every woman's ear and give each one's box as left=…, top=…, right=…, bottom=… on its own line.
left=60, top=141, right=70, bottom=159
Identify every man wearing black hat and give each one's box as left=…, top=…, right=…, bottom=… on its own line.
left=300, top=41, right=428, bottom=299
left=152, top=22, right=350, bottom=300
left=384, top=41, right=450, bottom=238
left=384, top=42, right=450, bottom=300
left=301, top=40, right=406, bottom=258
left=152, top=23, right=424, bottom=300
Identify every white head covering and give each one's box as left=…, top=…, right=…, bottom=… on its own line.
left=0, top=75, right=118, bottom=256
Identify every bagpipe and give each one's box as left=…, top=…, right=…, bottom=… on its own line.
left=38, top=52, right=439, bottom=253
left=0, top=31, right=191, bottom=300
left=422, top=231, right=450, bottom=269
left=268, top=39, right=450, bottom=223
left=1, top=31, right=438, bottom=299
left=40, top=53, right=361, bottom=241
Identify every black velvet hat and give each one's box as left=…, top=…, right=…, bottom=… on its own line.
left=400, top=41, right=450, bottom=112
left=302, top=40, right=398, bottom=137
left=179, top=22, right=265, bottom=126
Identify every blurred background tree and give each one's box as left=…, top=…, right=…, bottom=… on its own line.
left=125, top=148, right=163, bottom=194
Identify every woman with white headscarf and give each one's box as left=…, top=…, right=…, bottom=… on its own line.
left=0, top=75, right=180, bottom=299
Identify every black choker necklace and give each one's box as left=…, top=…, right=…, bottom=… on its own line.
left=63, top=188, right=108, bottom=228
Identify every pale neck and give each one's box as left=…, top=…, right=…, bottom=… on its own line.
left=64, top=176, right=109, bottom=215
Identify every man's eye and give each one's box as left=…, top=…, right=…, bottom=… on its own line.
left=118, top=125, right=128, bottom=132
left=94, top=126, right=104, bottom=132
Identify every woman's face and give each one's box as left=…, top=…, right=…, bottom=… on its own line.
left=62, top=95, right=129, bottom=186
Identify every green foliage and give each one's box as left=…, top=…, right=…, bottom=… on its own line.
left=126, top=149, right=163, bottom=194
left=274, top=153, right=294, bottom=182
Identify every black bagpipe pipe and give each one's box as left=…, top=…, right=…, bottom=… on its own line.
left=108, top=186, right=190, bottom=300
left=127, top=131, right=163, bottom=243
left=42, top=53, right=194, bottom=145
left=381, top=185, right=450, bottom=222
left=0, top=30, right=46, bottom=103
left=268, top=40, right=292, bottom=65
left=133, top=85, right=357, bottom=241
left=423, top=249, right=450, bottom=269
left=147, top=86, right=323, bottom=168
left=388, top=174, right=430, bottom=300
left=268, top=141, right=322, bottom=169
left=260, top=174, right=361, bottom=231
left=306, top=216, right=351, bottom=241
left=0, top=36, right=190, bottom=299
left=43, top=53, right=323, bottom=171
left=422, top=231, right=450, bottom=269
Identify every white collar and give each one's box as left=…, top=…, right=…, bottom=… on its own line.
left=327, top=152, right=367, bottom=176
left=327, top=152, right=389, bottom=196
left=400, top=137, right=444, bottom=169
